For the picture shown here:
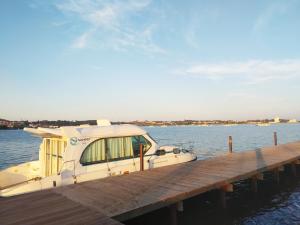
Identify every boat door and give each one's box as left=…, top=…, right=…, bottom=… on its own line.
left=40, top=138, right=67, bottom=177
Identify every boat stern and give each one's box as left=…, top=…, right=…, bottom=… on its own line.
left=0, top=161, right=41, bottom=197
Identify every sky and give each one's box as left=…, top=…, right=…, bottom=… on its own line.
left=1, top=0, right=300, bottom=121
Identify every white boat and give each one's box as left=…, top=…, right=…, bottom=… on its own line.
left=256, top=123, right=270, bottom=126
left=223, top=124, right=238, bottom=127
left=0, top=120, right=196, bottom=197
left=288, top=119, right=298, bottom=123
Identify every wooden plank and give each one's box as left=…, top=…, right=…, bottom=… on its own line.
left=0, top=192, right=123, bottom=225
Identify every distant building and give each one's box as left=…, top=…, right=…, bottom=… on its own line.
left=288, top=119, right=297, bottom=123
left=0, top=119, right=11, bottom=127
left=273, top=117, right=280, bottom=123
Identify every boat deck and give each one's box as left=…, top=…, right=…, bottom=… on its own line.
left=1, top=141, right=300, bottom=225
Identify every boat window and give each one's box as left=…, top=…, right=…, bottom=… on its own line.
left=106, top=137, right=134, bottom=161
left=80, top=135, right=151, bottom=165
left=132, top=136, right=152, bottom=157
left=80, top=139, right=106, bottom=165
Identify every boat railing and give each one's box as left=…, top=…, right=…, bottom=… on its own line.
left=58, top=160, right=76, bottom=177
left=0, top=176, right=42, bottom=191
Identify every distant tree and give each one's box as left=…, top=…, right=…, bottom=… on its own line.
left=0, top=125, right=8, bottom=129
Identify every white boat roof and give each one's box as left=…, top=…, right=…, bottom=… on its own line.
left=24, top=124, right=147, bottom=138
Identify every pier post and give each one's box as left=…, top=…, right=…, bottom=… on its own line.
left=274, top=168, right=280, bottom=184
left=228, top=136, right=233, bottom=153
left=252, top=173, right=264, bottom=192
left=219, top=184, right=233, bottom=209
left=291, top=163, right=297, bottom=177
left=219, top=189, right=227, bottom=209
left=274, top=132, right=278, bottom=146
left=169, top=204, right=178, bottom=225
left=251, top=177, right=258, bottom=193
left=140, top=144, right=144, bottom=171
left=177, top=201, right=184, bottom=212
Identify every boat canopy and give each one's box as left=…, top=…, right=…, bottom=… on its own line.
left=24, top=124, right=147, bottom=139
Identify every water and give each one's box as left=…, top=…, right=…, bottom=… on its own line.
left=146, top=124, right=300, bottom=159
left=0, top=129, right=40, bottom=170
left=1, top=124, right=300, bottom=224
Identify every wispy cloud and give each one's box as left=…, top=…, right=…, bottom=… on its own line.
left=184, top=13, right=201, bottom=48
left=71, top=30, right=93, bottom=49
left=184, top=9, right=220, bottom=48
left=253, top=2, right=289, bottom=32
left=174, top=59, right=300, bottom=83
left=185, top=24, right=200, bottom=48
left=55, top=0, right=165, bottom=53
left=51, top=20, right=71, bottom=27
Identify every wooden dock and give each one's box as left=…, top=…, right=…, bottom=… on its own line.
left=1, top=141, right=300, bottom=225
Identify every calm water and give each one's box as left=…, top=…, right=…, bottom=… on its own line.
left=1, top=124, right=300, bottom=224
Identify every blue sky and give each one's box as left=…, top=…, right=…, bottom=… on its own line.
left=1, top=0, right=300, bottom=121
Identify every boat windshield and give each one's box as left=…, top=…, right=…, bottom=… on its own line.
left=146, top=133, right=157, bottom=144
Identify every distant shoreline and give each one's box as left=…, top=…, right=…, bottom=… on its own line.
left=0, top=121, right=299, bottom=130
left=1, top=117, right=298, bottom=129
left=0, top=127, right=22, bottom=130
